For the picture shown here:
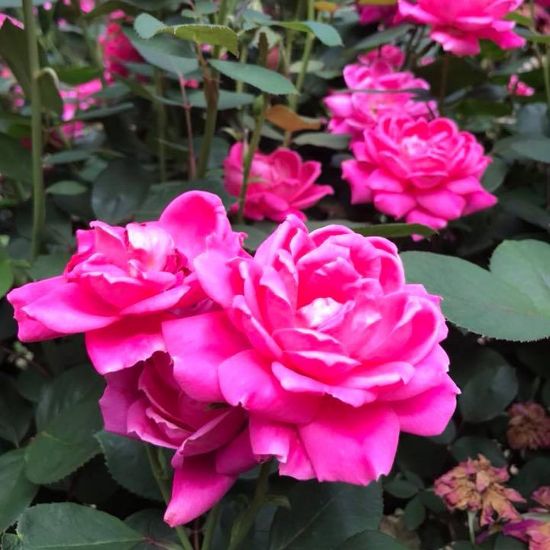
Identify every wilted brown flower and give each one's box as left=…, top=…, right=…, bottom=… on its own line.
left=507, top=403, right=550, bottom=451
left=527, top=521, right=550, bottom=550
left=434, top=455, right=525, bottom=526
left=531, top=486, right=550, bottom=512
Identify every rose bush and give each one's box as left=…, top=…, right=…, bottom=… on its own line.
left=1, top=0, right=549, bottom=548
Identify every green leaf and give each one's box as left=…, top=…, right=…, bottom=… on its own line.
left=25, top=400, right=103, bottom=484
left=353, top=223, right=435, bottom=238
left=510, top=457, right=550, bottom=497
left=0, top=450, right=38, bottom=532
left=28, top=252, right=70, bottom=280
left=16, top=503, right=144, bottom=550
left=92, top=159, right=151, bottom=224
left=500, top=191, right=550, bottom=231
left=353, top=24, right=412, bottom=50
left=490, top=240, right=550, bottom=307
left=269, top=481, right=382, bottom=550
left=495, top=136, right=550, bottom=163
left=35, top=365, right=103, bottom=431
left=0, top=0, right=48, bottom=5
left=134, top=181, right=184, bottom=221
left=338, top=531, right=407, bottom=550
left=293, top=132, right=349, bottom=149
left=451, top=436, right=507, bottom=466
left=494, top=535, right=527, bottom=550
left=0, top=375, right=32, bottom=445
left=44, top=149, right=95, bottom=165
left=96, top=432, right=162, bottom=501
left=0, top=133, right=32, bottom=183
left=0, top=247, right=13, bottom=299
left=384, top=477, right=419, bottom=499
left=134, top=14, right=239, bottom=55
left=209, top=60, right=297, bottom=95
left=404, top=496, right=426, bottom=531
left=46, top=181, right=87, bottom=196
left=459, top=350, right=518, bottom=423
left=1, top=533, right=23, bottom=550
left=401, top=241, right=550, bottom=341
left=125, top=28, right=198, bottom=76
left=187, top=90, right=255, bottom=110
left=125, top=509, right=179, bottom=550
left=482, top=157, right=508, bottom=192
left=274, top=21, right=342, bottom=46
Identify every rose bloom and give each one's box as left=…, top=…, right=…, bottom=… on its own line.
left=101, top=352, right=257, bottom=526
left=100, top=21, right=144, bottom=81
left=356, top=1, right=398, bottom=25
left=223, top=143, right=334, bottom=222
left=508, top=75, right=535, bottom=97
left=7, top=191, right=244, bottom=374
left=55, top=79, right=102, bottom=142
left=324, top=52, right=436, bottom=143
left=163, top=216, right=458, bottom=486
left=342, top=115, right=497, bottom=232
left=398, top=0, right=526, bottom=56
left=507, top=403, right=550, bottom=451
left=435, top=455, right=524, bottom=526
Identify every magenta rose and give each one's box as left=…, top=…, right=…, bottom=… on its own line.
left=224, top=143, right=333, bottom=222
left=100, top=352, right=256, bottom=526
left=324, top=53, right=436, bottom=143
left=356, top=2, right=398, bottom=25
left=100, top=20, right=144, bottom=82
left=398, top=0, right=525, bottom=56
left=164, top=217, right=458, bottom=486
left=7, top=191, right=244, bottom=374
left=342, top=115, right=497, bottom=232
left=508, top=74, right=535, bottom=97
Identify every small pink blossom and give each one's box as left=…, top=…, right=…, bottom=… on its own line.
left=324, top=52, right=436, bottom=143
left=223, top=143, right=333, bottom=222
left=508, top=75, right=535, bottom=97
left=398, top=0, right=526, bottom=56
left=100, top=352, right=256, bottom=526
left=165, top=216, right=458, bottom=488
left=342, top=115, right=497, bottom=232
left=356, top=1, right=398, bottom=25
left=7, top=192, right=245, bottom=374
left=58, top=79, right=102, bottom=140
left=100, top=21, right=144, bottom=81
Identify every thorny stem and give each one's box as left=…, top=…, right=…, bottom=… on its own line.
left=196, top=0, right=230, bottom=178
left=22, top=0, right=45, bottom=261
left=227, top=462, right=271, bottom=550
left=237, top=34, right=269, bottom=223
left=146, top=445, right=194, bottom=550
left=179, top=75, right=197, bottom=180
left=284, top=0, right=315, bottom=146
left=200, top=503, right=221, bottom=550
left=154, top=69, right=168, bottom=182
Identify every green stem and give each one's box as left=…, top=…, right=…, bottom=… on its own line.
left=227, top=463, right=271, bottom=550
left=196, top=45, right=219, bottom=179
left=200, top=503, right=221, bottom=550
left=438, top=53, right=450, bottom=113
left=22, top=0, right=45, bottom=261
left=543, top=46, right=550, bottom=117
left=146, top=446, right=194, bottom=550
left=154, top=69, right=168, bottom=182
left=467, top=511, right=476, bottom=545
left=237, top=94, right=268, bottom=223
left=284, top=0, right=315, bottom=146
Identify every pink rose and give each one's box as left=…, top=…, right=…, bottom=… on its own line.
left=324, top=54, right=436, bottom=143
left=56, top=78, right=102, bottom=141
left=164, top=216, right=458, bottom=486
left=62, top=0, right=95, bottom=12
left=342, top=115, right=497, bottom=232
left=223, top=143, right=334, bottom=222
left=359, top=45, right=406, bottom=71
left=508, top=74, right=535, bottom=97
left=100, top=352, right=256, bottom=526
left=398, top=0, right=526, bottom=56
left=100, top=21, right=143, bottom=82
left=7, top=191, right=244, bottom=374
left=356, top=2, right=398, bottom=25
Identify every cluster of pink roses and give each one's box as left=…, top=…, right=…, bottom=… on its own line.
left=9, top=191, right=459, bottom=526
